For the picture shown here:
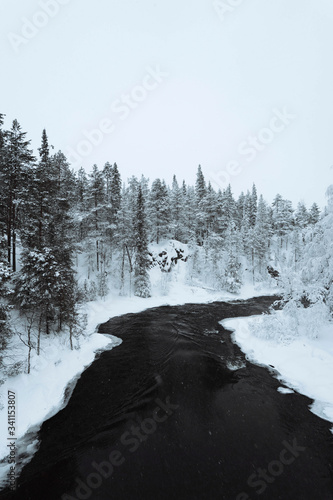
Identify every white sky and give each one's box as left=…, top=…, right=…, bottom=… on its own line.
left=1, top=0, right=333, bottom=207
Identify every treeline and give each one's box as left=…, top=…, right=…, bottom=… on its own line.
left=0, top=115, right=322, bottom=353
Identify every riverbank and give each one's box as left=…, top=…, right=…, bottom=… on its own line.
left=0, top=281, right=276, bottom=489
left=2, top=296, right=332, bottom=500
left=222, top=314, right=333, bottom=430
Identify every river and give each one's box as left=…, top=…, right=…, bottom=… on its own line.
left=0, top=296, right=332, bottom=500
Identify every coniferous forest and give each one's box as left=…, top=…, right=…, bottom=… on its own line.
left=3, top=3, right=333, bottom=498
left=0, top=114, right=330, bottom=375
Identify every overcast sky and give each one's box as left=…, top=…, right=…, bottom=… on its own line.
left=2, top=0, right=333, bottom=207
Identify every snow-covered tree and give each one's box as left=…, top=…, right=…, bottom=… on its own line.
left=14, top=248, right=76, bottom=349
left=309, top=203, right=320, bottom=225
left=1, top=119, right=35, bottom=270
left=134, top=185, right=151, bottom=298
left=170, top=175, right=184, bottom=240
left=295, top=202, right=309, bottom=228
left=252, top=195, right=271, bottom=273
left=195, top=164, right=206, bottom=201
left=249, top=183, right=258, bottom=227
left=148, top=178, right=170, bottom=243
left=222, top=223, right=242, bottom=293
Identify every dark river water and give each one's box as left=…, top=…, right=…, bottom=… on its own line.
left=0, top=296, right=332, bottom=500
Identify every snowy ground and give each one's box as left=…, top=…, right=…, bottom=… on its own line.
left=0, top=243, right=279, bottom=488
left=221, top=313, right=333, bottom=431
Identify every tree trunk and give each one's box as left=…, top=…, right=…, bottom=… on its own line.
left=7, top=202, right=11, bottom=268
left=125, top=245, right=133, bottom=297
left=37, top=313, right=42, bottom=355
left=120, top=246, right=125, bottom=295
left=46, top=307, right=50, bottom=335
left=39, top=199, right=43, bottom=250
left=58, top=312, right=62, bottom=332
left=69, top=325, right=73, bottom=351
left=27, top=335, right=31, bottom=375
left=12, top=213, right=16, bottom=272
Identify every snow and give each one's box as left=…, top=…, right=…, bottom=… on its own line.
left=0, top=241, right=279, bottom=488
left=84, top=261, right=274, bottom=338
left=277, top=387, right=294, bottom=394
left=221, top=315, right=333, bottom=430
left=0, top=331, right=121, bottom=485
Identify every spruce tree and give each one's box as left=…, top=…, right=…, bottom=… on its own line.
left=15, top=248, right=75, bottom=337
left=295, top=202, right=309, bottom=228
left=249, top=183, right=258, bottom=227
left=87, top=164, right=106, bottom=272
left=253, top=195, right=271, bottom=273
left=220, top=184, right=236, bottom=233
left=110, top=163, right=122, bottom=216
left=1, top=120, right=35, bottom=271
left=195, top=165, right=206, bottom=201
left=309, top=203, right=320, bottom=225
left=235, top=191, right=246, bottom=229
left=198, top=182, right=218, bottom=238
left=134, top=185, right=151, bottom=298
left=148, top=178, right=170, bottom=243
left=223, top=223, right=242, bottom=293
left=34, top=129, right=57, bottom=249
left=170, top=175, right=182, bottom=240
left=103, top=162, right=113, bottom=205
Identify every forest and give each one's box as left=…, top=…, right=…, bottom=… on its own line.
left=0, top=114, right=331, bottom=375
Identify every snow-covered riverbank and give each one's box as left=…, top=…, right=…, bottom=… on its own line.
left=0, top=268, right=276, bottom=487
left=222, top=313, right=333, bottom=430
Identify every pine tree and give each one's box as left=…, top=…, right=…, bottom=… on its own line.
left=14, top=248, right=75, bottom=340
left=198, top=182, right=219, bottom=238
left=223, top=223, right=242, bottom=293
left=195, top=165, right=206, bottom=202
left=249, top=183, right=258, bottom=227
left=103, top=162, right=113, bottom=206
left=148, top=178, right=170, bottom=243
left=75, top=167, right=89, bottom=241
left=48, top=151, right=76, bottom=266
left=309, top=203, right=320, bottom=225
left=87, top=164, right=106, bottom=272
left=170, top=175, right=183, bottom=240
left=183, top=185, right=197, bottom=243
left=134, top=185, right=151, bottom=298
left=14, top=135, right=77, bottom=340
left=127, top=176, right=140, bottom=245
left=110, top=163, right=122, bottom=216
left=219, top=184, right=236, bottom=233
left=102, top=162, right=121, bottom=250
left=34, top=129, right=58, bottom=250
left=76, top=167, right=89, bottom=210
left=235, top=191, right=246, bottom=229
left=272, top=195, right=294, bottom=245
left=253, top=195, right=271, bottom=274
left=1, top=120, right=35, bottom=271
left=295, top=202, right=309, bottom=228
